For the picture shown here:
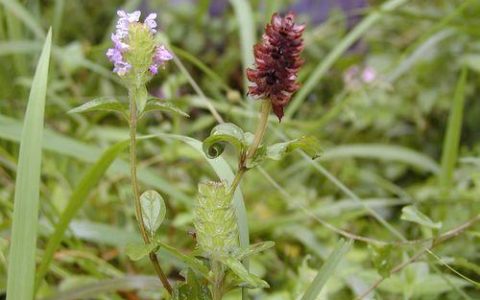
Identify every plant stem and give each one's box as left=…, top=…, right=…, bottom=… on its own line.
left=246, top=100, right=271, bottom=159
left=229, top=100, right=271, bottom=195
left=129, top=92, right=173, bottom=295
left=212, top=259, right=224, bottom=300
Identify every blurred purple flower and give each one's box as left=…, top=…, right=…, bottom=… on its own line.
left=149, top=45, right=174, bottom=75
left=144, top=13, right=158, bottom=33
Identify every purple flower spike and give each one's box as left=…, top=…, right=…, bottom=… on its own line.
left=145, top=13, right=157, bottom=33
left=113, top=61, right=132, bottom=76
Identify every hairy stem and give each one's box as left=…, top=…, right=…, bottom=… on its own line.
left=212, top=259, right=224, bottom=300
left=229, top=100, right=271, bottom=195
left=129, top=91, right=173, bottom=295
left=246, top=100, right=271, bottom=159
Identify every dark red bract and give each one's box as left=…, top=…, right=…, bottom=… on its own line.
left=246, top=12, right=305, bottom=120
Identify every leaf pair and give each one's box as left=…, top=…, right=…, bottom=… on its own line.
left=202, top=122, right=322, bottom=166
left=68, top=96, right=189, bottom=120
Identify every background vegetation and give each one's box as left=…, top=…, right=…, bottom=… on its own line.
left=0, top=0, right=479, bottom=299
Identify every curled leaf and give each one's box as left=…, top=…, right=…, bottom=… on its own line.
left=202, top=123, right=246, bottom=159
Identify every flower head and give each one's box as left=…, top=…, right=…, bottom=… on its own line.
left=246, top=12, right=305, bottom=120
left=106, top=10, right=173, bottom=78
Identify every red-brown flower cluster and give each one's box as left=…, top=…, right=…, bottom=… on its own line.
left=246, top=12, right=305, bottom=120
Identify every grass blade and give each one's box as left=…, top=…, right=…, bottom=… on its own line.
left=6, top=28, right=52, bottom=300
left=286, top=0, right=409, bottom=118
left=439, top=67, right=468, bottom=188
left=34, top=140, right=129, bottom=293
left=301, top=239, right=353, bottom=300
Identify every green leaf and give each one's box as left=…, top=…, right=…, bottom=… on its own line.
left=6, top=29, right=52, bottom=300
left=267, top=136, right=322, bottom=161
left=202, top=123, right=246, bottom=159
left=237, top=241, right=275, bottom=260
left=173, top=269, right=212, bottom=300
left=301, top=239, right=352, bottom=300
left=154, top=239, right=210, bottom=278
left=68, top=97, right=127, bottom=118
left=140, top=190, right=167, bottom=236
left=125, top=242, right=158, bottom=261
left=143, top=98, right=190, bottom=118
left=369, top=244, right=400, bottom=278
left=439, top=67, right=468, bottom=189
left=400, top=205, right=442, bottom=229
left=35, top=140, right=129, bottom=291
left=221, top=256, right=269, bottom=289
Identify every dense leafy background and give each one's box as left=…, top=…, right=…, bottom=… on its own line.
left=1, top=0, right=479, bottom=299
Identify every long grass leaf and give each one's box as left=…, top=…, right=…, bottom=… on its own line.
left=6, top=28, right=52, bottom=300
left=439, top=67, right=468, bottom=188
left=301, top=239, right=353, bottom=300
left=286, top=0, right=409, bottom=118
left=34, top=140, right=129, bottom=293
left=322, top=144, right=440, bottom=174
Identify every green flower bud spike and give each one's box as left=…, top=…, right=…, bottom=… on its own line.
left=194, top=181, right=239, bottom=259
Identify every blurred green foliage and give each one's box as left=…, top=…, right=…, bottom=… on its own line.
left=0, top=0, right=480, bottom=299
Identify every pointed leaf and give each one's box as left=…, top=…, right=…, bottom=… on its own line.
left=68, top=97, right=127, bottom=118
left=140, top=190, right=167, bottom=236
left=6, top=28, right=52, bottom=300
left=154, top=239, right=210, bottom=278
left=401, top=205, right=442, bottom=229
left=237, top=241, right=275, bottom=260
left=267, top=136, right=322, bottom=161
left=125, top=242, right=158, bottom=261
left=202, top=123, right=246, bottom=159
left=144, top=98, right=189, bottom=117
left=221, top=256, right=269, bottom=289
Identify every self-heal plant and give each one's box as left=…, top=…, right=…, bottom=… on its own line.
left=198, top=12, right=320, bottom=299
left=70, top=10, right=318, bottom=300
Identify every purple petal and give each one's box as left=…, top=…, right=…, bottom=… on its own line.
left=149, top=64, right=159, bottom=74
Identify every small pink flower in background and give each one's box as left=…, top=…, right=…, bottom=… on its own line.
left=343, top=65, right=377, bottom=90
left=361, top=66, right=376, bottom=83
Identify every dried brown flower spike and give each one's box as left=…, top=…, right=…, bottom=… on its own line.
left=246, top=12, right=305, bottom=120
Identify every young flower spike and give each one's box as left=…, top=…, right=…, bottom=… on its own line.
left=246, top=12, right=305, bottom=120
left=106, top=10, right=173, bottom=78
